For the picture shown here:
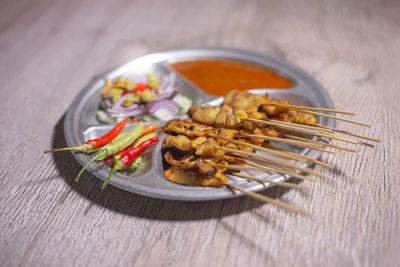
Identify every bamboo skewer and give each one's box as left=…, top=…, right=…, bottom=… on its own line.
left=261, top=120, right=333, bottom=133
left=254, top=118, right=363, bottom=144
left=243, top=160, right=318, bottom=182
left=250, top=115, right=378, bottom=143
left=265, top=103, right=356, bottom=115
left=215, top=163, right=317, bottom=182
left=217, top=146, right=327, bottom=178
left=239, top=133, right=336, bottom=153
left=315, top=124, right=381, bottom=142
left=230, top=172, right=310, bottom=190
left=226, top=184, right=312, bottom=217
left=282, top=134, right=358, bottom=152
left=220, top=137, right=334, bottom=169
left=263, top=143, right=334, bottom=169
left=265, top=119, right=378, bottom=144
left=264, top=103, right=369, bottom=127
left=245, top=118, right=361, bottom=145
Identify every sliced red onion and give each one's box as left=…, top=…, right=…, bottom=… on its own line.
left=158, top=87, right=178, bottom=100
left=106, top=93, right=147, bottom=117
left=158, top=73, right=178, bottom=99
left=146, top=99, right=180, bottom=121
left=107, top=105, right=147, bottom=117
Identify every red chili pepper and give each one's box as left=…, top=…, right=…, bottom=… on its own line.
left=131, top=119, right=138, bottom=123
left=86, top=118, right=129, bottom=149
left=103, top=141, right=137, bottom=165
left=122, top=89, right=131, bottom=95
left=44, top=118, right=129, bottom=153
left=102, top=137, right=158, bottom=189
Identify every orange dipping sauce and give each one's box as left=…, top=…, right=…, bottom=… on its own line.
left=169, top=59, right=293, bottom=96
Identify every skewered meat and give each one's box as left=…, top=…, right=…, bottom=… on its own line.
left=162, top=135, right=207, bottom=151
left=223, top=90, right=269, bottom=112
left=164, top=151, right=218, bottom=178
left=163, top=134, right=254, bottom=157
left=189, top=96, right=317, bottom=127
left=163, top=119, right=214, bottom=137
left=164, top=167, right=228, bottom=187
left=188, top=104, right=247, bottom=128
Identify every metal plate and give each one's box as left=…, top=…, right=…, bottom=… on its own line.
left=64, top=47, right=335, bottom=201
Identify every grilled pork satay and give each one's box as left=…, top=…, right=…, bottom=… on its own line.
left=163, top=119, right=215, bottom=137
left=223, top=90, right=317, bottom=125
left=164, top=166, right=229, bottom=187
left=163, top=151, right=232, bottom=179
left=188, top=104, right=247, bottom=128
left=188, top=100, right=317, bottom=128
left=263, top=99, right=317, bottom=125
left=163, top=135, right=253, bottom=159
left=223, top=90, right=269, bottom=113
left=163, top=119, right=281, bottom=148
left=162, top=135, right=207, bottom=151
left=163, top=119, right=238, bottom=139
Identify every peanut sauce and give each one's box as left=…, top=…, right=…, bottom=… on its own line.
left=169, top=59, right=293, bottom=96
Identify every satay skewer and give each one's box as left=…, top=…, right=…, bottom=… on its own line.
left=282, top=134, right=358, bottom=152
left=315, top=124, right=381, bottom=142
left=262, top=104, right=369, bottom=127
left=239, top=133, right=339, bottom=153
left=264, top=103, right=356, bottom=115
left=229, top=172, right=310, bottom=190
left=226, top=184, right=312, bottom=217
left=262, top=143, right=334, bottom=169
left=263, top=118, right=379, bottom=142
left=216, top=146, right=327, bottom=178
left=294, top=109, right=371, bottom=127
left=245, top=118, right=362, bottom=145
left=219, top=137, right=334, bottom=169
left=215, top=163, right=317, bottom=182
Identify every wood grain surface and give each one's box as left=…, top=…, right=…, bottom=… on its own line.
left=1, top=0, right=399, bottom=266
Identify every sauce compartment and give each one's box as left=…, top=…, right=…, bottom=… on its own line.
left=169, top=58, right=294, bottom=96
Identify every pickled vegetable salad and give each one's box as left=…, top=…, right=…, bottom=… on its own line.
left=97, top=73, right=192, bottom=123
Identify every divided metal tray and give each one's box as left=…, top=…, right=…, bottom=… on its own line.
left=64, top=47, right=335, bottom=201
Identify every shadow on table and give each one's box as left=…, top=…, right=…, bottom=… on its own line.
left=50, top=114, right=309, bottom=222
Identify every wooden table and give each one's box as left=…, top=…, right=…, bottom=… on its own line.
left=1, top=0, right=399, bottom=266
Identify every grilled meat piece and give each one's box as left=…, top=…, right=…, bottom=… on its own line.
left=163, top=119, right=214, bottom=137
left=163, top=167, right=228, bottom=187
left=189, top=104, right=247, bottom=128
left=223, top=90, right=269, bottom=113
left=164, top=151, right=217, bottom=178
left=162, top=135, right=207, bottom=151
